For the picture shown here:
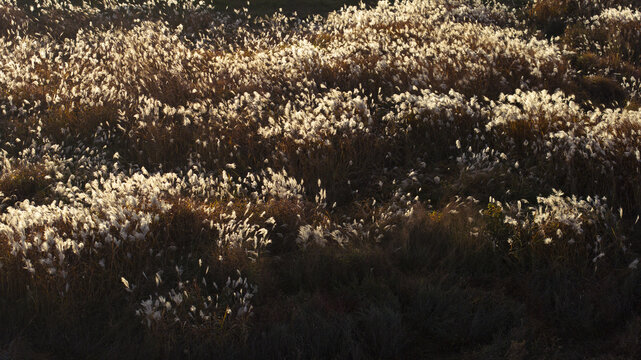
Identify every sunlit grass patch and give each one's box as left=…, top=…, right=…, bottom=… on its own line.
left=2, top=0, right=641, bottom=358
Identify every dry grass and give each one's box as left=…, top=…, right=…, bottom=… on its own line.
left=1, top=0, right=641, bottom=358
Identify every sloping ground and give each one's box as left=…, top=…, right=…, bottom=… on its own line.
left=0, top=0, right=640, bottom=358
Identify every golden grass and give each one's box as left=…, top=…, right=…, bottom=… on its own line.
left=1, top=0, right=641, bottom=358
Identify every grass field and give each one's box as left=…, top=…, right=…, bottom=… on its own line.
left=1, top=0, right=641, bottom=358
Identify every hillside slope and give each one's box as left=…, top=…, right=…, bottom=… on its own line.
left=1, top=0, right=641, bottom=358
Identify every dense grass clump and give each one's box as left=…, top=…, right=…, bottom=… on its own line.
left=1, top=0, right=641, bottom=358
